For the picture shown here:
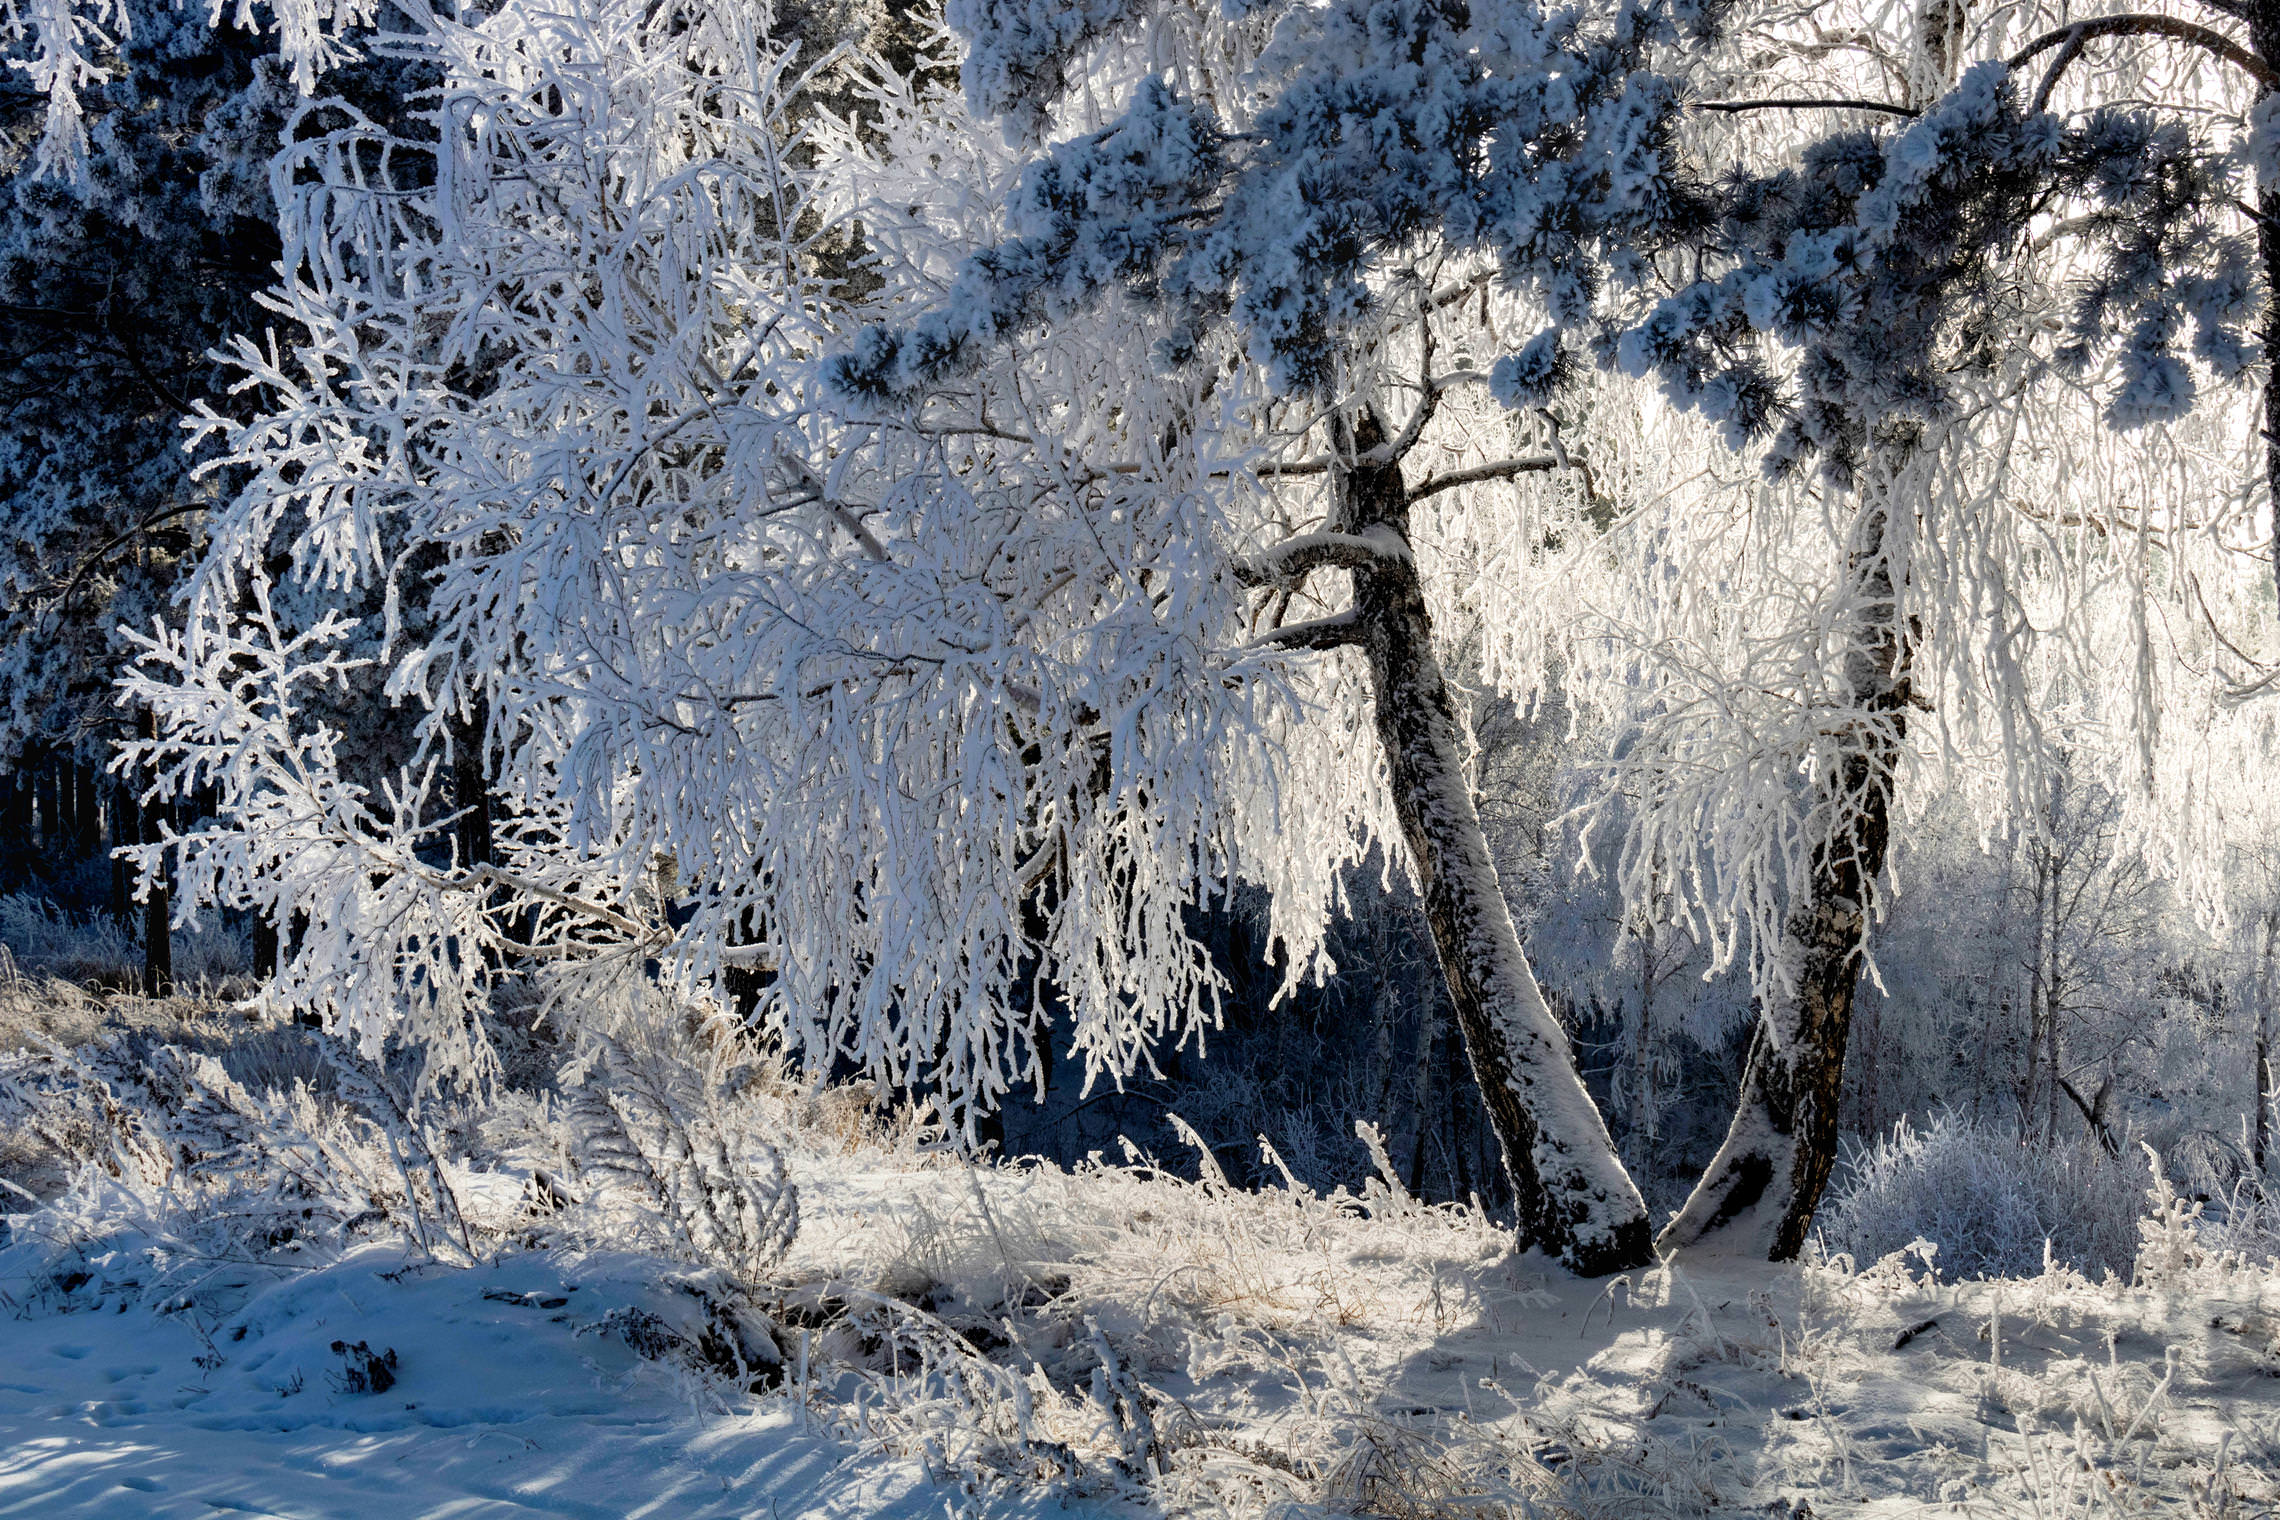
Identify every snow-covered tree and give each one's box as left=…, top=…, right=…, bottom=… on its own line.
left=1599, top=0, right=2275, bottom=1256
left=818, top=0, right=1774, bottom=1272
left=117, top=0, right=859, bottom=1084
left=836, top=0, right=2280, bottom=1267
left=126, top=0, right=1391, bottom=1224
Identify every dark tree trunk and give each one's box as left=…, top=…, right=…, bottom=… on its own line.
left=34, top=757, right=59, bottom=858
left=1335, top=411, right=1650, bottom=1274
left=1408, top=999, right=1439, bottom=1196
left=74, top=762, right=100, bottom=860
left=2256, top=4, right=2280, bottom=618
left=142, top=855, right=173, bottom=995
left=0, top=773, right=28, bottom=875
left=138, top=712, right=171, bottom=997
left=54, top=758, right=78, bottom=858
left=109, top=778, right=135, bottom=923
left=1369, top=904, right=1397, bottom=1134
left=253, top=913, right=279, bottom=981
left=451, top=695, right=494, bottom=870
left=2258, top=1027, right=2275, bottom=1178
left=1659, top=467, right=1908, bottom=1260
left=2259, top=909, right=2277, bottom=1176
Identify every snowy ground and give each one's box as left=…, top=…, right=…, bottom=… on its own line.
left=7, top=1132, right=2277, bottom=1519
left=3, top=992, right=2276, bottom=1518
left=0, top=1241, right=1091, bottom=1520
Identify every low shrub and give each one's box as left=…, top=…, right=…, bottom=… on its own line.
left=1816, top=1110, right=2143, bottom=1281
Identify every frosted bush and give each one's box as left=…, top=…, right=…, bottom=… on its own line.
left=1816, top=1112, right=2142, bottom=1281
left=0, top=892, right=133, bottom=984
left=2199, top=1178, right=2280, bottom=1266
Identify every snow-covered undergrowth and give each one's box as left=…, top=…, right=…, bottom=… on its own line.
left=4, top=991, right=2278, bottom=1518
left=0, top=890, right=249, bottom=990
left=1817, top=1112, right=2149, bottom=1282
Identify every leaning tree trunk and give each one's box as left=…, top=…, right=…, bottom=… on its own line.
left=1336, top=413, right=1652, bottom=1275
left=1658, top=463, right=1909, bottom=1261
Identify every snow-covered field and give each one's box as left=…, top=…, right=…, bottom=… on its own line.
left=7, top=1074, right=2278, bottom=1520
left=0, top=1245, right=995, bottom=1519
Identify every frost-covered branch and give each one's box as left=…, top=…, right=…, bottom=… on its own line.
left=2006, top=13, right=2277, bottom=93
left=1235, top=528, right=1412, bottom=589
left=1691, top=95, right=1919, bottom=115
left=1249, top=611, right=1365, bottom=653
left=1406, top=456, right=1563, bottom=503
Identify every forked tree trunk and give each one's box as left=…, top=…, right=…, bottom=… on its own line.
left=1658, top=464, right=1909, bottom=1260
left=1336, top=412, right=1651, bottom=1275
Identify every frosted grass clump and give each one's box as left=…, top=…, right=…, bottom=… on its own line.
left=0, top=892, right=133, bottom=983
left=0, top=892, right=248, bottom=990
left=1816, top=1111, right=2142, bottom=1281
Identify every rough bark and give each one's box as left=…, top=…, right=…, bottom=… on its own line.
left=1335, top=411, right=1652, bottom=1274
left=1658, top=474, right=1906, bottom=1261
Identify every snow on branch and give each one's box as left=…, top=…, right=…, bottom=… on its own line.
left=1249, top=611, right=1365, bottom=653
left=1235, top=527, right=1411, bottom=589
